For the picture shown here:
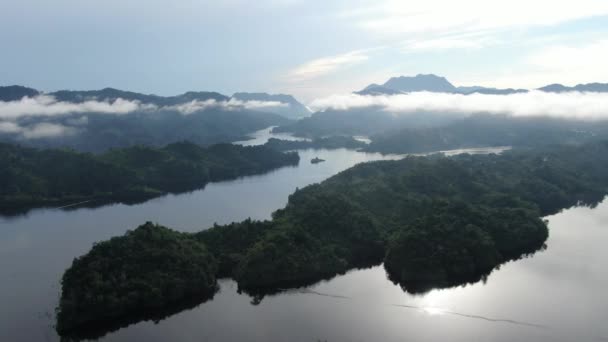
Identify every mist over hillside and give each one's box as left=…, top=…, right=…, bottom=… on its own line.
left=276, top=74, right=608, bottom=140
left=0, top=86, right=309, bottom=152
left=232, top=92, right=311, bottom=119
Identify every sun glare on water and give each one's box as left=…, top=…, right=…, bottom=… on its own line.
left=423, top=307, right=447, bottom=316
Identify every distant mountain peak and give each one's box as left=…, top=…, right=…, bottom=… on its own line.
left=383, top=74, right=456, bottom=93
left=356, top=74, right=457, bottom=95
left=358, top=75, right=608, bottom=96
left=0, top=85, right=40, bottom=101
left=538, top=83, right=608, bottom=93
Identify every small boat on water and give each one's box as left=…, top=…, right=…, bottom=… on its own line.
left=311, top=157, right=325, bottom=164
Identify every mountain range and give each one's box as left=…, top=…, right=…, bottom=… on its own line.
left=356, top=74, right=608, bottom=96
left=0, top=86, right=310, bottom=119
left=0, top=86, right=314, bottom=152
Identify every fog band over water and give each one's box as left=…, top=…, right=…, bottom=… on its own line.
left=309, top=91, right=608, bottom=120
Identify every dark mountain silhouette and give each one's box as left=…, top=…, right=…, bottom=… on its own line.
left=49, top=88, right=229, bottom=106
left=355, top=84, right=405, bottom=96
left=0, top=85, right=40, bottom=101
left=538, top=83, right=608, bottom=93
left=358, top=75, right=608, bottom=95
left=232, top=92, right=310, bottom=119
left=458, top=87, right=528, bottom=95
left=383, top=74, right=457, bottom=93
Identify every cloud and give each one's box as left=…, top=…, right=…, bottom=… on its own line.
left=0, top=95, right=291, bottom=140
left=21, top=123, right=76, bottom=139
left=0, top=121, right=21, bottom=134
left=0, top=122, right=76, bottom=139
left=0, top=95, right=289, bottom=119
left=309, top=91, right=608, bottom=120
left=349, top=0, right=608, bottom=36
left=0, top=95, right=147, bottom=120
left=286, top=50, right=369, bottom=81
left=168, top=98, right=288, bottom=114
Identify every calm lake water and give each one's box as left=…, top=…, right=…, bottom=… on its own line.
left=0, top=129, right=605, bottom=342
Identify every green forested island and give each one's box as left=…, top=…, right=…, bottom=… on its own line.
left=263, top=136, right=366, bottom=152
left=56, top=223, right=218, bottom=336
left=0, top=142, right=299, bottom=215
left=56, top=141, right=608, bottom=336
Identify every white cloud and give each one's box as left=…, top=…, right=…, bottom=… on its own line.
left=0, top=95, right=146, bottom=120
left=309, top=91, right=608, bottom=120
left=239, top=99, right=289, bottom=110
left=0, top=122, right=76, bottom=139
left=0, top=95, right=289, bottom=119
left=168, top=98, right=288, bottom=114
left=0, top=95, right=292, bottom=140
left=21, top=123, right=76, bottom=139
left=350, top=0, right=608, bottom=36
left=286, top=50, right=369, bottom=81
left=0, top=121, right=21, bottom=134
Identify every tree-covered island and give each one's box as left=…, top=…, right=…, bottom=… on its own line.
left=56, top=141, right=608, bottom=337
left=0, top=142, right=299, bottom=215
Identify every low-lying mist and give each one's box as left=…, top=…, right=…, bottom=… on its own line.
left=309, top=91, right=608, bottom=120
left=0, top=95, right=289, bottom=120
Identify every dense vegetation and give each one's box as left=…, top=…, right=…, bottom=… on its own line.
left=384, top=201, right=547, bottom=292
left=272, top=107, right=457, bottom=138
left=0, top=86, right=307, bottom=152
left=366, top=114, right=608, bottom=154
left=274, top=108, right=608, bottom=154
left=0, top=142, right=299, bottom=214
left=48, top=87, right=229, bottom=105
left=56, top=222, right=218, bottom=336
left=57, top=141, right=608, bottom=336
left=263, top=136, right=366, bottom=152
left=1, top=108, right=290, bottom=153
left=0, top=85, right=40, bottom=101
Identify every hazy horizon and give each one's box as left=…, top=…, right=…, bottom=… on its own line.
left=2, top=1, right=608, bottom=101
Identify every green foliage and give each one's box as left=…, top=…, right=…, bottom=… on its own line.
left=366, top=115, right=608, bottom=154
left=0, top=142, right=299, bottom=214
left=230, top=142, right=608, bottom=292
left=56, top=222, right=218, bottom=335
left=56, top=141, right=608, bottom=334
left=384, top=201, right=546, bottom=292
left=263, top=136, right=366, bottom=152
left=196, top=219, right=274, bottom=277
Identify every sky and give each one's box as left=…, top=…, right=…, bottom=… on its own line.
left=1, top=0, right=608, bottom=102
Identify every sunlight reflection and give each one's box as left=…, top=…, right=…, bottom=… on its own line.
left=423, top=307, right=447, bottom=316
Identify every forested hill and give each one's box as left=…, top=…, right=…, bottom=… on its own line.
left=0, top=142, right=299, bottom=215
left=225, top=142, right=608, bottom=292
left=365, top=115, right=608, bottom=154
left=0, top=107, right=290, bottom=153
left=274, top=112, right=608, bottom=152
left=0, top=86, right=301, bottom=152
left=57, top=141, right=608, bottom=337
